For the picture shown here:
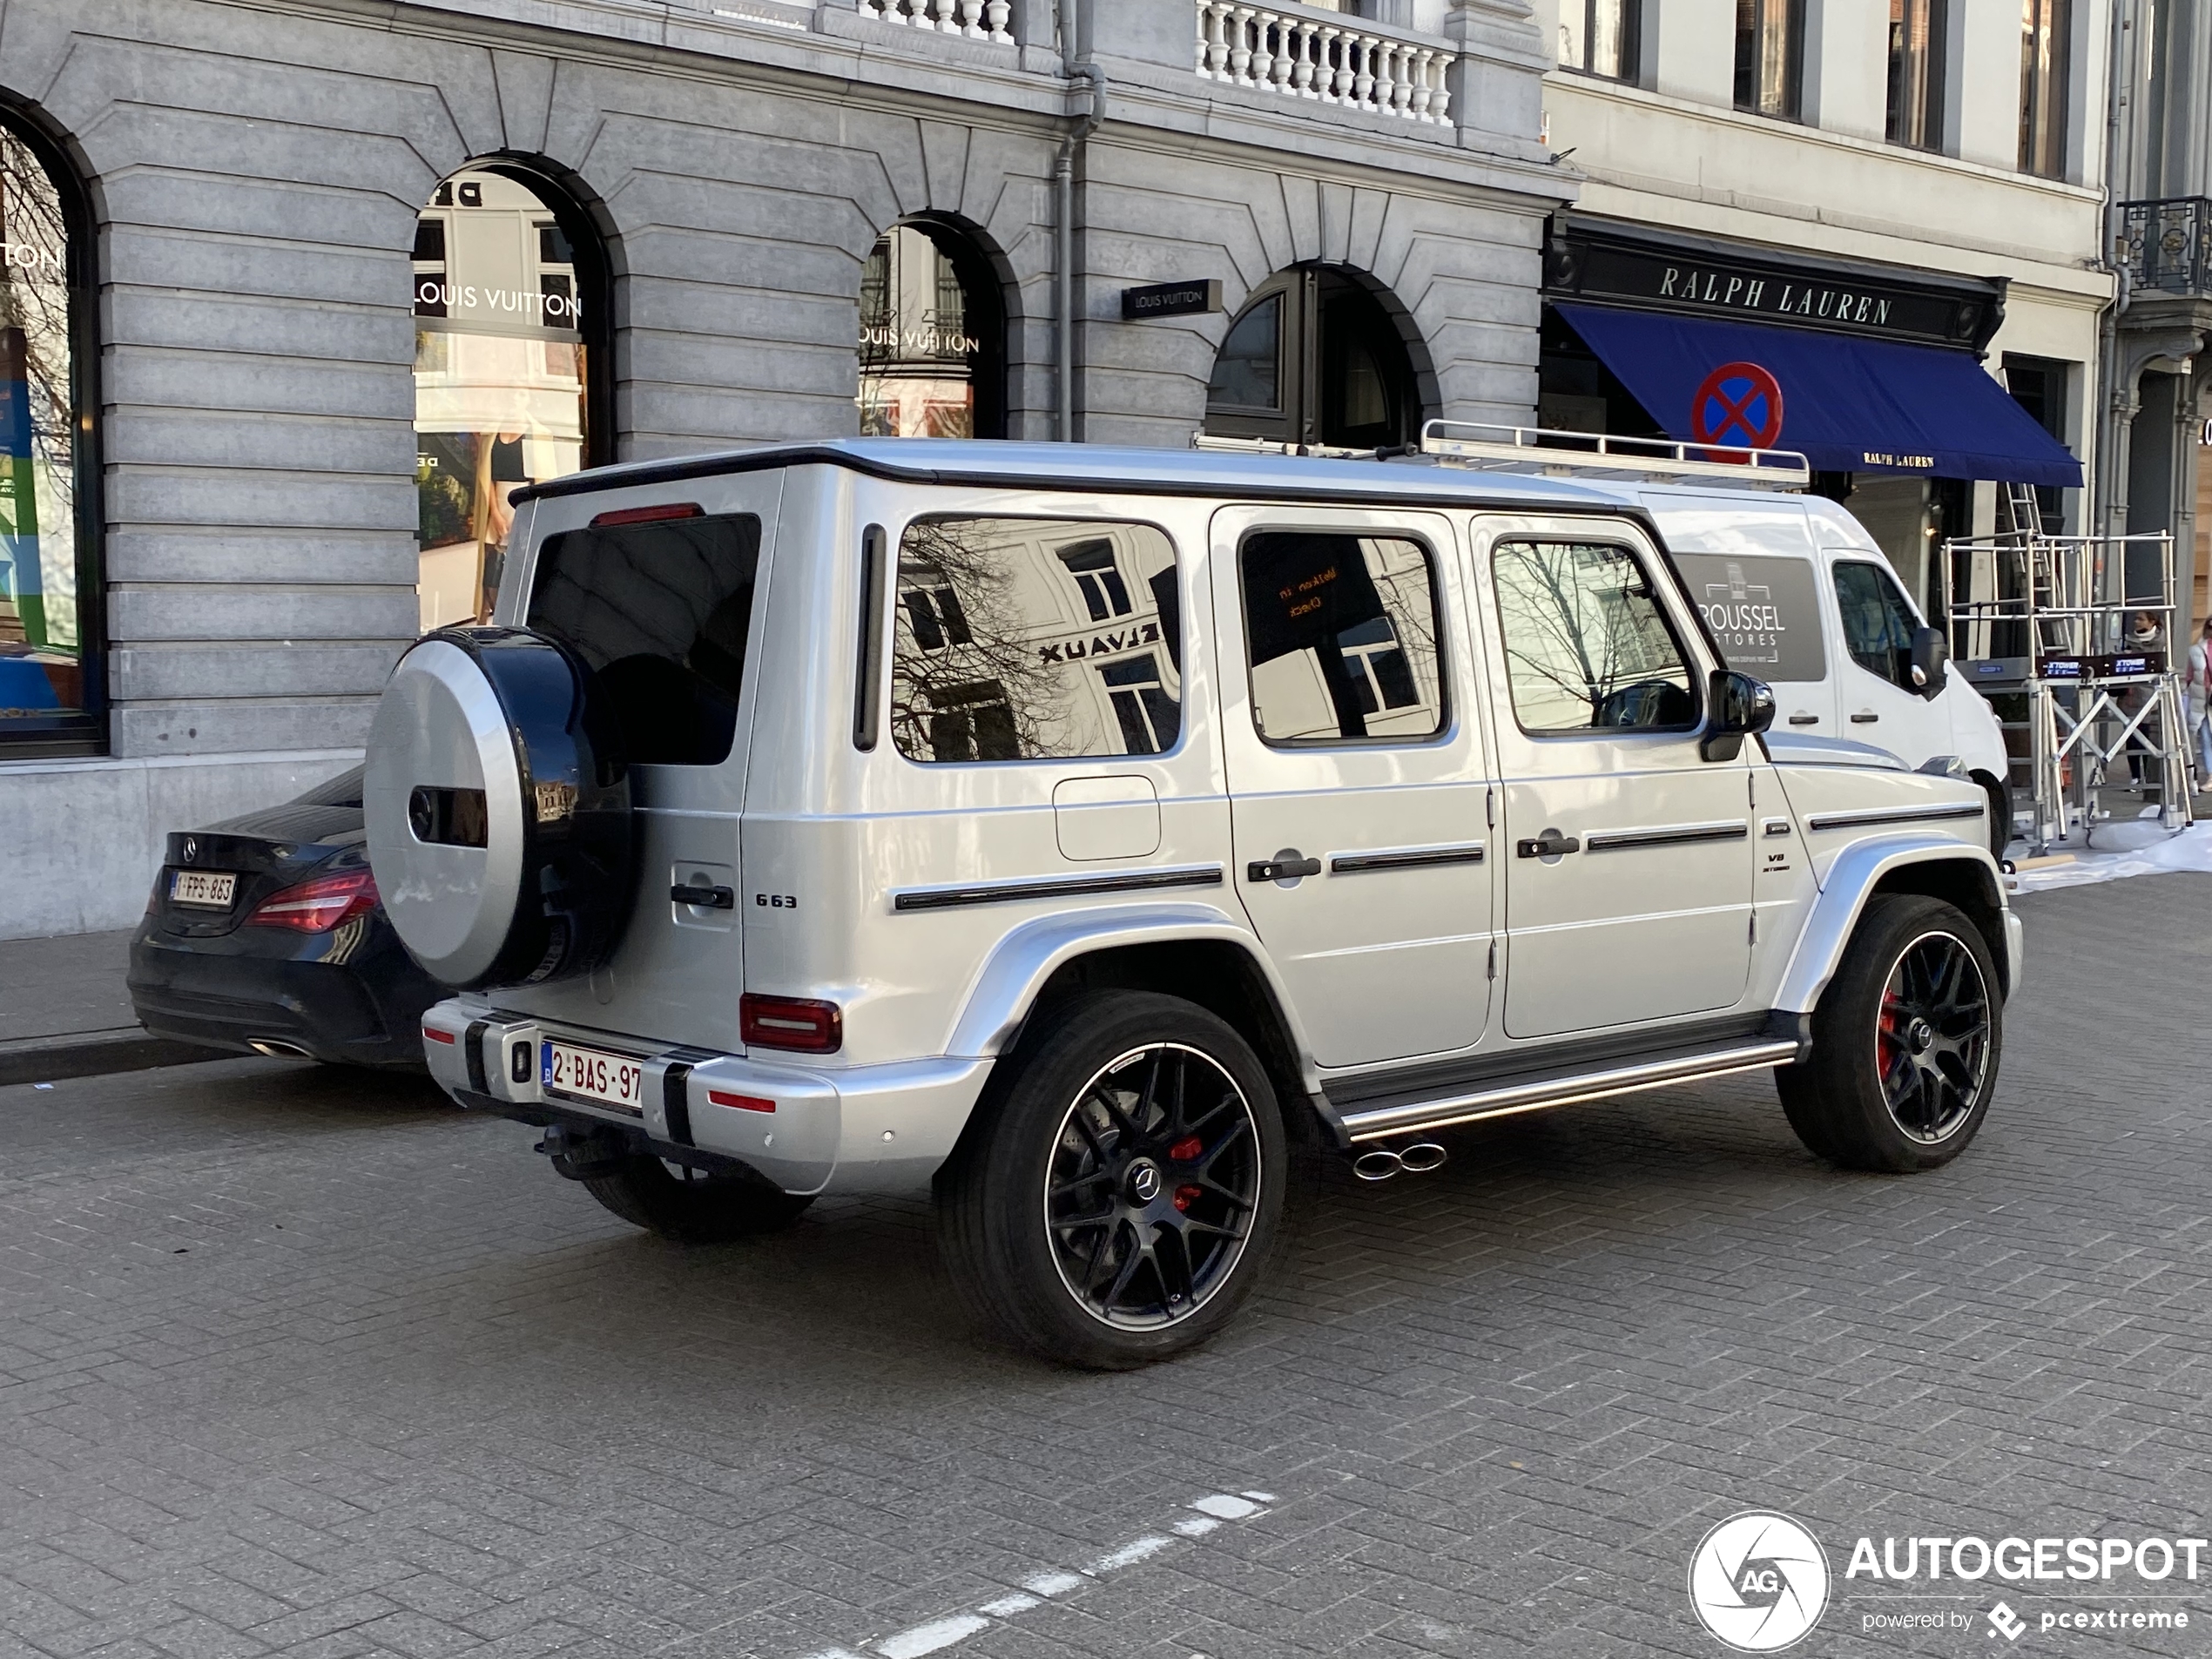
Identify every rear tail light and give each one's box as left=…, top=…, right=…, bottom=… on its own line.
left=246, top=867, right=381, bottom=933
left=739, top=994, right=842, bottom=1054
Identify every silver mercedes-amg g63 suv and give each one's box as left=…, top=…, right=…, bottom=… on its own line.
left=365, top=436, right=2018, bottom=1369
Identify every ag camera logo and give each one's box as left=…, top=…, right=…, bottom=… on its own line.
left=1689, top=1512, right=1831, bottom=1651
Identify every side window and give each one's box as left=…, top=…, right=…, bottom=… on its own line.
left=1671, top=553, right=1827, bottom=683
left=1239, top=531, right=1445, bottom=743
left=1492, top=540, right=1698, bottom=733
left=1833, top=560, right=1918, bottom=690
left=888, top=517, right=1180, bottom=763
left=529, top=513, right=761, bottom=765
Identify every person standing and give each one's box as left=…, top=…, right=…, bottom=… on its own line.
left=2188, top=617, right=2212, bottom=791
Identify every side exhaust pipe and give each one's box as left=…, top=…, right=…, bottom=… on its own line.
left=1352, top=1141, right=1448, bottom=1182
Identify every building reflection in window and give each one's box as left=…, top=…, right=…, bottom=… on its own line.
left=0, top=120, right=89, bottom=752
left=413, top=170, right=592, bottom=630
left=889, top=517, right=1179, bottom=763
left=858, top=222, right=1005, bottom=440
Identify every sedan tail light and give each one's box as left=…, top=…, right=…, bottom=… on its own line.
left=246, top=867, right=381, bottom=933
left=739, top=993, right=842, bottom=1054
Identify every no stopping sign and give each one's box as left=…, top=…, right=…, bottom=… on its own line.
left=1691, top=361, right=1784, bottom=454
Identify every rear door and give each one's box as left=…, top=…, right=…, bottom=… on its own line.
left=1476, top=517, right=1756, bottom=1040
left=1211, top=505, right=1494, bottom=1069
left=501, top=473, right=785, bottom=1048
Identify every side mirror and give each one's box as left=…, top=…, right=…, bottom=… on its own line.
left=1700, top=669, right=1776, bottom=762
left=1910, top=625, right=1949, bottom=699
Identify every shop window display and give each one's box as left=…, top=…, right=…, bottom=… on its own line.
left=413, top=171, right=593, bottom=630
left=0, top=118, right=91, bottom=755
left=858, top=222, right=1005, bottom=440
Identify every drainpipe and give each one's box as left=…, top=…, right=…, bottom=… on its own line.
left=1055, top=0, right=1105, bottom=442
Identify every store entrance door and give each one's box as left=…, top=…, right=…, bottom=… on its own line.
left=1203, top=267, right=1422, bottom=451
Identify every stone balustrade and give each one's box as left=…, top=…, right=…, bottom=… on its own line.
left=1194, top=1, right=1454, bottom=125
left=860, top=0, right=1014, bottom=44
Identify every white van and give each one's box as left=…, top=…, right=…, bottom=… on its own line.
left=1649, top=491, right=2012, bottom=851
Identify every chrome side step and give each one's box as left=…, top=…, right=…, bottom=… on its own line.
left=1334, top=1038, right=1803, bottom=1144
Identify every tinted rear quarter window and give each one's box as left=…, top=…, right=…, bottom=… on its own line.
left=1671, top=553, right=1827, bottom=682
left=529, top=513, right=762, bottom=765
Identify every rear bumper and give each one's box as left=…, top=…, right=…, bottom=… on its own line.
left=420, top=998, right=990, bottom=1195
left=128, top=927, right=436, bottom=1069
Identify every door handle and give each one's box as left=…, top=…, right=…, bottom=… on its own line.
left=1514, top=830, right=1581, bottom=859
left=1788, top=713, right=1820, bottom=725
left=671, top=883, right=735, bottom=908
left=1850, top=711, right=1879, bottom=724
left=1247, top=853, right=1322, bottom=882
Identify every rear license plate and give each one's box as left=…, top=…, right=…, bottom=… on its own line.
left=170, top=870, right=238, bottom=909
left=541, top=1040, right=645, bottom=1114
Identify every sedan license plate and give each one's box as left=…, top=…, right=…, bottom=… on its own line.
left=169, top=869, right=238, bottom=909
left=541, top=1040, right=645, bottom=1114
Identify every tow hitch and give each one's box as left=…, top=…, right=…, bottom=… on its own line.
left=536, top=1122, right=628, bottom=1181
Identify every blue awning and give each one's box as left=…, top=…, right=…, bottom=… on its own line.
left=1554, top=302, right=2083, bottom=489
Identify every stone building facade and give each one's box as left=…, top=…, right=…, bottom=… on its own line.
left=1532, top=0, right=2114, bottom=608
left=0, top=0, right=1567, bottom=938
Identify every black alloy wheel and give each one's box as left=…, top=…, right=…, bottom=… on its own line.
left=936, top=989, right=1291, bottom=1369
left=1043, top=1042, right=1263, bottom=1331
left=1875, top=931, right=1991, bottom=1143
left=1776, top=892, right=2003, bottom=1173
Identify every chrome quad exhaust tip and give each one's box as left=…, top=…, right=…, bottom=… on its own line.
left=1351, top=1140, right=1449, bottom=1182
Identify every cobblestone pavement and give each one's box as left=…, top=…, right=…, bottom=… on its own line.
left=3, top=878, right=2208, bottom=1659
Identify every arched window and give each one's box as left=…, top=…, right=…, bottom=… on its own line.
left=0, top=108, right=97, bottom=759
left=857, top=219, right=1005, bottom=439
left=1204, top=267, right=1422, bottom=451
left=412, top=164, right=610, bottom=630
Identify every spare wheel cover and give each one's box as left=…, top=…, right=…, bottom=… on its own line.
left=366, top=637, right=529, bottom=987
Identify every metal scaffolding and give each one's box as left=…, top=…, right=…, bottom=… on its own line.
left=1945, top=484, right=2195, bottom=854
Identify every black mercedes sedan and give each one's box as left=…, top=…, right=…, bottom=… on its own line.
left=128, top=766, right=442, bottom=1069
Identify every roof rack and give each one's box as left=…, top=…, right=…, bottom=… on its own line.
left=1191, top=421, right=1811, bottom=489
left=1190, top=435, right=1392, bottom=461
left=1419, top=421, right=1811, bottom=487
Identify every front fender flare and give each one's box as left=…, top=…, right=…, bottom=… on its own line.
left=943, top=900, right=1321, bottom=1090
left=1775, top=834, right=2014, bottom=1014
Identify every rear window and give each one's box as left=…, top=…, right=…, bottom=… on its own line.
left=889, top=516, right=1180, bottom=763
left=1672, top=553, right=1827, bottom=683
left=529, top=513, right=762, bottom=765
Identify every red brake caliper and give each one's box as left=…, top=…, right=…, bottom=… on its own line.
left=1167, top=1136, right=1204, bottom=1213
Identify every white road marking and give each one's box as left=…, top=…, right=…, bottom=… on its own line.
left=873, top=1614, right=992, bottom=1658
left=1022, top=1569, right=1086, bottom=1596
left=808, top=1493, right=1275, bottom=1659
left=1187, top=1494, right=1259, bottom=1520
left=1087, top=1534, right=1173, bottom=1573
